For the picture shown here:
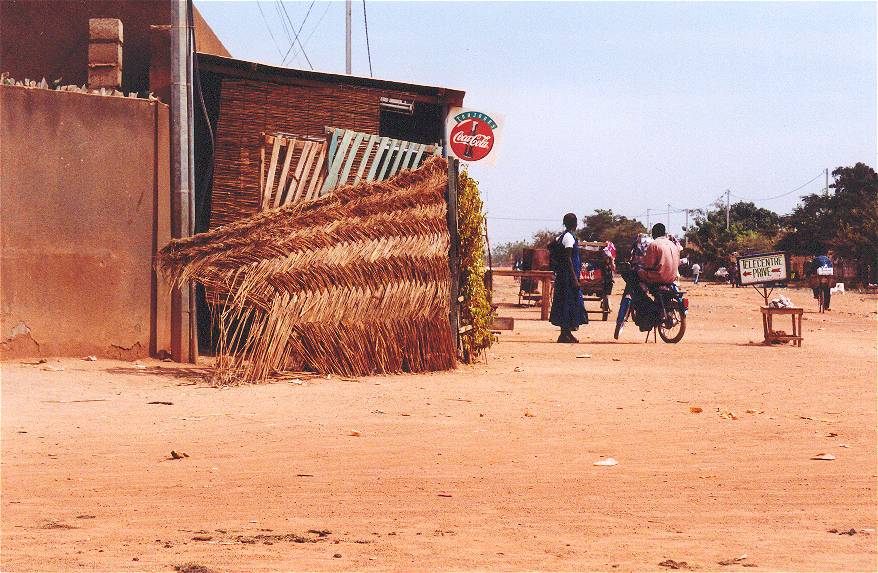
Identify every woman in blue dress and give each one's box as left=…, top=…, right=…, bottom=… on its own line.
left=550, top=213, right=588, bottom=343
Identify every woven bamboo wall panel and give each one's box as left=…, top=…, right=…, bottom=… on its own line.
left=211, top=78, right=425, bottom=229
left=161, top=157, right=455, bottom=381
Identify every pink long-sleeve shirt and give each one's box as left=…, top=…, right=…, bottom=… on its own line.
left=638, top=237, right=681, bottom=284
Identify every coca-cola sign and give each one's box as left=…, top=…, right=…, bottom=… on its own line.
left=447, top=109, right=501, bottom=163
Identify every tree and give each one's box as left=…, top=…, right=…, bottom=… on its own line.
left=775, top=193, right=834, bottom=255
left=491, top=240, right=529, bottom=265
left=777, top=162, right=878, bottom=282
left=686, top=201, right=782, bottom=269
left=832, top=195, right=878, bottom=283
left=578, top=209, right=646, bottom=251
left=491, top=229, right=556, bottom=265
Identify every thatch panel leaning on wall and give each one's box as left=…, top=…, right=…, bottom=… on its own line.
left=159, top=157, right=455, bottom=382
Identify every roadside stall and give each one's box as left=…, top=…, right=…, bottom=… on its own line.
left=579, top=241, right=616, bottom=321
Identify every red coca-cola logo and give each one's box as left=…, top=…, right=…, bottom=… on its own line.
left=449, top=112, right=496, bottom=162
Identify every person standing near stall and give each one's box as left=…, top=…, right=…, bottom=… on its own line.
left=811, top=250, right=834, bottom=311
left=549, top=213, right=588, bottom=343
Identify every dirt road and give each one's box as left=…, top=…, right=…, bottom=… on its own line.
left=2, top=280, right=876, bottom=572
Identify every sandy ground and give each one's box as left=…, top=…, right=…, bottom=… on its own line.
left=2, top=278, right=876, bottom=572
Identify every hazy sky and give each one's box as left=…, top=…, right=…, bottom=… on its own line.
left=196, top=1, right=877, bottom=245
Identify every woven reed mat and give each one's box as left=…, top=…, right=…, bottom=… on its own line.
left=160, top=157, right=455, bottom=382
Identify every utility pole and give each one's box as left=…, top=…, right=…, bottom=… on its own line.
left=646, top=208, right=651, bottom=229
left=684, top=208, right=690, bottom=246
left=667, top=203, right=671, bottom=228
left=345, top=0, right=352, bottom=74
left=725, top=189, right=731, bottom=231
left=825, top=167, right=830, bottom=196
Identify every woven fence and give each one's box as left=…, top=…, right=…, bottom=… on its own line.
left=159, top=157, right=455, bottom=382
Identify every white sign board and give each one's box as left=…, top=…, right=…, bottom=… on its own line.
left=445, top=107, right=504, bottom=165
left=737, top=252, right=788, bottom=286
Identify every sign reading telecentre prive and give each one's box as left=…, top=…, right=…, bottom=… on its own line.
left=737, top=251, right=789, bottom=286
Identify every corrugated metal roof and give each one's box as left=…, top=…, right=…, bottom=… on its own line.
left=196, top=53, right=465, bottom=106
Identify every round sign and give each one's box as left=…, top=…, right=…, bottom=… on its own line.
left=449, top=118, right=495, bottom=162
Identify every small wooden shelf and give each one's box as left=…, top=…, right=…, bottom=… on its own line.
left=760, top=306, right=804, bottom=347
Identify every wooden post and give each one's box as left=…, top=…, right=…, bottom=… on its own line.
left=540, top=276, right=552, bottom=321
left=446, top=158, right=461, bottom=356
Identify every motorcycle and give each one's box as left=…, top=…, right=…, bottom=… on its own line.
left=613, top=264, right=688, bottom=343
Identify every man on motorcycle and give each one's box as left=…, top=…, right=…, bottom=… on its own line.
left=637, top=223, right=681, bottom=286
left=614, top=224, right=687, bottom=341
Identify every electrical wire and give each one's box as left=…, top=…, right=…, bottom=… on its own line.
left=290, top=1, right=332, bottom=64
left=486, top=216, right=558, bottom=223
left=277, top=0, right=314, bottom=69
left=256, top=0, right=285, bottom=62
left=728, top=172, right=824, bottom=203
left=280, top=0, right=316, bottom=68
left=362, top=0, right=373, bottom=77
left=273, top=1, right=295, bottom=47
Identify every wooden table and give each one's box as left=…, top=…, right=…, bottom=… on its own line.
left=489, top=269, right=554, bottom=320
left=760, top=306, right=804, bottom=347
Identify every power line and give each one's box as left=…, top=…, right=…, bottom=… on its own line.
left=273, top=1, right=294, bottom=46
left=277, top=0, right=315, bottom=70
left=486, top=216, right=558, bottom=223
left=729, top=171, right=824, bottom=203
left=256, top=0, right=285, bottom=62
left=284, top=0, right=316, bottom=67
left=292, top=1, right=332, bottom=63
left=362, top=0, right=373, bottom=77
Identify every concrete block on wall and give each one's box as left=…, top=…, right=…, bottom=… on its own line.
left=88, top=18, right=124, bottom=43
left=88, top=18, right=123, bottom=90
left=87, top=42, right=122, bottom=67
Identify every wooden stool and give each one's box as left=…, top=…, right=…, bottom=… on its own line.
left=760, top=307, right=804, bottom=347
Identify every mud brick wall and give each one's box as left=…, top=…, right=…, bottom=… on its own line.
left=210, top=78, right=424, bottom=229
left=0, top=85, right=171, bottom=359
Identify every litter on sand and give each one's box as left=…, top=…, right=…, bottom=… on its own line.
left=349, top=430, right=361, bottom=437
left=689, top=407, right=703, bottom=413
left=658, top=559, right=691, bottom=570
left=811, top=453, right=836, bottom=461
left=593, top=457, right=618, bottom=466
left=82, top=355, right=97, bottom=361
left=718, top=554, right=749, bottom=566
left=576, top=354, right=591, bottom=359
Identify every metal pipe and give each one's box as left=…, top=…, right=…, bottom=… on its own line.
left=170, top=0, right=196, bottom=362
left=345, top=0, right=352, bottom=74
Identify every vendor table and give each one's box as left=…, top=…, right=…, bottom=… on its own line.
left=489, top=269, right=555, bottom=320
left=760, top=306, right=804, bottom=347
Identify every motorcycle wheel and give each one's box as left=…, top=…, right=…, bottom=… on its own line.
left=658, top=308, right=686, bottom=343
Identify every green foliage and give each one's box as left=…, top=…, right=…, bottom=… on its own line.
left=686, top=201, right=782, bottom=268
left=458, top=171, right=495, bottom=363
left=777, top=162, right=878, bottom=282
left=492, top=210, right=646, bottom=265
left=578, top=209, right=646, bottom=250
left=492, top=229, right=555, bottom=265
left=491, top=240, right=529, bottom=265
